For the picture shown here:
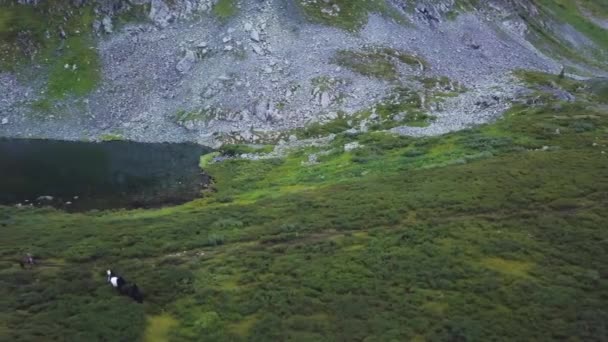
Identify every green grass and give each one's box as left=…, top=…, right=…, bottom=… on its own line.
left=213, top=0, right=237, bottom=20
left=333, top=47, right=427, bottom=80
left=444, top=0, right=481, bottom=20
left=0, top=1, right=150, bottom=114
left=99, top=133, right=124, bottom=142
left=294, top=85, right=438, bottom=135
left=0, top=2, right=101, bottom=99
left=576, top=0, right=608, bottom=18
left=588, top=77, right=608, bottom=103
left=1, top=71, right=607, bottom=340
left=172, top=108, right=218, bottom=126
left=296, top=0, right=406, bottom=31
left=514, top=69, right=584, bottom=93
left=144, top=314, right=178, bottom=342
left=219, top=144, right=274, bottom=156
left=520, top=0, right=608, bottom=70
left=536, top=0, right=608, bottom=51
left=334, top=50, right=396, bottom=80
left=200, top=152, right=221, bottom=169
left=115, top=3, right=151, bottom=27
left=47, top=37, right=100, bottom=98
left=419, top=76, right=465, bottom=91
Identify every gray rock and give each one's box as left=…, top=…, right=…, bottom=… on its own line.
left=254, top=100, right=268, bottom=119
left=251, top=44, right=264, bottom=56
left=92, top=20, right=101, bottom=33
left=102, top=16, right=113, bottom=34
left=176, top=50, right=196, bottom=73
left=1, top=118, right=8, bottom=125
left=149, top=0, right=173, bottom=28
left=320, top=92, right=331, bottom=108
left=344, top=142, right=361, bottom=152
left=250, top=29, right=261, bottom=42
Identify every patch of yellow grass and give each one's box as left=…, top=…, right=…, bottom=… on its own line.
left=411, top=334, right=426, bottom=342
left=343, top=244, right=365, bottom=251
left=228, top=314, right=258, bottom=337
left=481, top=257, right=533, bottom=277
left=422, top=301, right=448, bottom=315
left=144, top=314, right=178, bottom=342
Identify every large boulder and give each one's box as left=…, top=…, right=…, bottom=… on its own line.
left=176, top=50, right=197, bottom=74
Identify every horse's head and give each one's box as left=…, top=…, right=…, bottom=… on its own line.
left=106, top=269, right=112, bottom=276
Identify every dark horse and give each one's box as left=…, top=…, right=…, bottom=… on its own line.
left=106, top=269, right=144, bottom=303
left=18, top=253, right=36, bottom=269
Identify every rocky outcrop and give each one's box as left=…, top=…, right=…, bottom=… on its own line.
left=1, top=0, right=605, bottom=147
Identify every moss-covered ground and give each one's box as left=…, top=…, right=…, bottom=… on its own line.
left=333, top=47, right=427, bottom=80
left=0, top=72, right=607, bottom=341
left=520, top=0, right=608, bottom=72
left=0, top=0, right=149, bottom=118
left=0, top=1, right=101, bottom=97
left=296, top=0, right=406, bottom=31
left=213, top=0, right=238, bottom=20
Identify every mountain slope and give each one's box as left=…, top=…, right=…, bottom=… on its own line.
left=0, top=0, right=606, bottom=145
left=1, top=72, right=607, bottom=340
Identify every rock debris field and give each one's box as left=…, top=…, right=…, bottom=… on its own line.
left=0, top=0, right=566, bottom=146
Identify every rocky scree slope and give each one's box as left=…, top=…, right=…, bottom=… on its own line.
left=0, top=0, right=606, bottom=146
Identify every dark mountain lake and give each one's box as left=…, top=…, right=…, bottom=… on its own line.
left=0, top=139, right=212, bottom=211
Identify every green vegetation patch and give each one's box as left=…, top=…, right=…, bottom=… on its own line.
left=99, top=133, right=124, bottom=142
left=333, top=47, right=427, bottom=80
left=213, top=0, right=238, bottom=20
left=419, top=75, right=466, bottom=92
left=295, top=114, right=351, bottom=139
left=368, top=86, right=436, bottom=129
left=144, top=314, right=178, bottom=342
left=0, top=2, right=101, bottom=99
left=587, top=77, right=608, bottom=103
left=576, top=0, right=608, bottom=18
left=296, top=0, right=407, bottom=31
left=522, top=0, right=608, bottom=70
left=445, top=0, right=481, bottom=20
left=537, top=0, right=608, bottom=51
left=219, top=144, right=274, bottom=156
left=173, top=107, right=229, bottom=126
left=200, top=152, right=221, bottom=169
left=47, top=35, right=100, bottom=98
left=515, top=69, right=581, bottom=90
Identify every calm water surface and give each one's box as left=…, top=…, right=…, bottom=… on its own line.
left=0, top=139, right=212, bottom=211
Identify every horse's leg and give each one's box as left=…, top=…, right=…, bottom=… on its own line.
left=130, top=284, right=143, bottom=303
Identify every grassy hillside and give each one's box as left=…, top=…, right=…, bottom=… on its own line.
left=0, top=0, right=148, bottom=107
left=1, top=73, right=607, bottom=340
left=513, top=0, right=608, bottom=71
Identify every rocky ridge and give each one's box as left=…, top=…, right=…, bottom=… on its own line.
left=0, top=0, right=606, bottom=147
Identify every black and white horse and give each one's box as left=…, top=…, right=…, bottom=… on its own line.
left=106, top=269, right=144, bottom=303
